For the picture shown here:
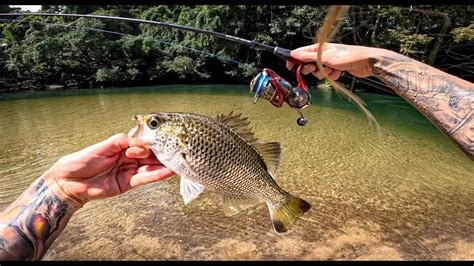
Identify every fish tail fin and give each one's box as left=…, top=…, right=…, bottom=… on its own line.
left=268, top=193, right=311, bottom=233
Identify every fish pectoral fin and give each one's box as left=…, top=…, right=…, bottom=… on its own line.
left=254, top=142, right=281, bottom=177
left=178, top=153, right=204, bottom=204
left=178, top=152, right=197, bottom=176
left=221, top=194, right=261, bottom=217
left=180, top=176, right=205, bottom=205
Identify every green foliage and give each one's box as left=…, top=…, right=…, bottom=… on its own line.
left=0, top=5, right=19, bottom=13
left=1, top=5, right=473, bottom=89
left=2, top=28, right=12, bottom=40
left=387, top=29, right=433, bottom=56
left=452, top=22, right=474, bottom=43
left=163, top=55, right=195, bottom=79
left=96, top=66, right=123, bottom=82
left=335, top=6, right=473, bottom=77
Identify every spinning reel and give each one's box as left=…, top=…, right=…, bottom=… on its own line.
left=250, top=64, right=311, bottom=126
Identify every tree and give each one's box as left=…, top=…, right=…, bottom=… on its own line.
left=1, top=5, right=472, bottom=91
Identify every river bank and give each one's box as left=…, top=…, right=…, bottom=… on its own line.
left=0, top=76, right=395, bottom=97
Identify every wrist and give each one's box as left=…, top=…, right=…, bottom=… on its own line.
left=41, top=173, right=86, bottom=210
left=367, top=48, right=400, bottom=76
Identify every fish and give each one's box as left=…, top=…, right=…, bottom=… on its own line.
left=128, top=111, right=311, bottom=233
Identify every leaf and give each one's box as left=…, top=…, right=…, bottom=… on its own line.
left=2, top=28, right=12, bottom=41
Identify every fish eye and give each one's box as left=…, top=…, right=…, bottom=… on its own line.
left=147, top=116, right=160, bottom=129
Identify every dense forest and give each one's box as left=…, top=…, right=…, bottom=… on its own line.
left=0, top=5, right=473, bottom=92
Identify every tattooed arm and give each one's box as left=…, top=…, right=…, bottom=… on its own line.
left=288, top=43, right=474, bottom=159
left=0, top=133, right=174, bottom=260
left=0, top=177, right=81, bottom=260
left=370, top=52, right=473, bottom=159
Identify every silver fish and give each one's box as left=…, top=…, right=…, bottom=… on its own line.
left=128, top=111, right=311, bottom=233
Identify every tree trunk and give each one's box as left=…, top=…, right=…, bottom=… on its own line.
left=370, top=8, right=381, bottom=44
left=399, top=7, right=451, bottom=66
left=351, top=6, right=358, bottom=45
left=427, top=13, right=451, bottom=65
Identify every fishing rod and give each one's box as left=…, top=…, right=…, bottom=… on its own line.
left=1, top=12, right=316, bottom=125
left=0, top=12, right=393, bottom=125
left=0, top=13, right=294, bottom=61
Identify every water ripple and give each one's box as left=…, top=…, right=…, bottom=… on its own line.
left=0, top=86, right=472, bottom=260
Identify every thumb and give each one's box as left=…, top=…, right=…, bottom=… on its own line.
left=82, top=133, right=130, bottom=156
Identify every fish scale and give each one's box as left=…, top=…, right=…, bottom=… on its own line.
left=183, top=118, right=270, bottom=197
left=129, top=111, right=311, bottom=233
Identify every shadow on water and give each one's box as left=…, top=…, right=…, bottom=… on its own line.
left=0, top=85, right=472, bottom=260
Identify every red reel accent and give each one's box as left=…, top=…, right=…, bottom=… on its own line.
left=295, top=64, right=307, bottom=91
left=268, top=70, right=288, bottom=108
left=266, top=64, right=309, bottom=108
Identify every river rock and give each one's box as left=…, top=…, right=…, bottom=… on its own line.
left=47, top=84, right=65, bottom=90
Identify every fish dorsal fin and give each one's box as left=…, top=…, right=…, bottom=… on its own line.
left=221, top=194, right=261, bottom=217
left=254, top=142, right=281, bottom=177
left=216, top=111, right=257, bottom=144
left=216, top=112, right=281, bottom=176
left=180, top=176, right=205, bottom=204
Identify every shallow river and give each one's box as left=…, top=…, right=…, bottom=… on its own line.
left=0, top=85, right=472, bottom=260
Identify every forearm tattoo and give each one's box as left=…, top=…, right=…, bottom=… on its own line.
left=0, top=178, right=78, bottom=260
left=370, top=53, right=474, bottom=159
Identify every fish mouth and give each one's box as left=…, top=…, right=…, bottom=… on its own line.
left=128, top=115, right=149, bottom=148
left=128, top=128, right=143, bottom=147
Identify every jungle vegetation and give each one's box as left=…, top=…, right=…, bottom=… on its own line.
left=0, top=5, right=472, bottom=92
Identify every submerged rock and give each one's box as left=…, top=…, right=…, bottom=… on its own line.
left=47, top=84, right=65, bottom=90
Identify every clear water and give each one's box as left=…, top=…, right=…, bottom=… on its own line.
left=0, top=85, right=472, bottom=260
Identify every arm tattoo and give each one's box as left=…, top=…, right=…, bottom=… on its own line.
left=0, top=178, right=79, bottom=260
left=369, top=53, right=474, bottom=160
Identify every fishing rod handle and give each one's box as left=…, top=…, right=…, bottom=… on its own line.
left=273, top=47, right=293, bottom=61
left=274, top=47, right=320, bottom=72
left=274, top=47, right=313, bottom=67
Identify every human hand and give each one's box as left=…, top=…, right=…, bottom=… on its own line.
left=43, top=133, right=175, bottom=206
left=286, top=43, right=389, bottom=80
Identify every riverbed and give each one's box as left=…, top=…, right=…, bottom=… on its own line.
left=0, top=85, right=472, bottom=260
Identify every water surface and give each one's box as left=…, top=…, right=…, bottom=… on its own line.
left=0, top=85, right=472, bottom=260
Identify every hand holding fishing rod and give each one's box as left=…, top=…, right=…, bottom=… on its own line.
left=286, top=43, right=385, bottom=79
left=286, top=42, right=474, bottom=160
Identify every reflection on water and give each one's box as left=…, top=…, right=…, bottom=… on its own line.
left=0, top=85, right=472, bottom=260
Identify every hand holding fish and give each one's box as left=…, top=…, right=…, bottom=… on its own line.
left=42, top=133, right=175, bottom=205
left=0, top=133, right=175, bottom=260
